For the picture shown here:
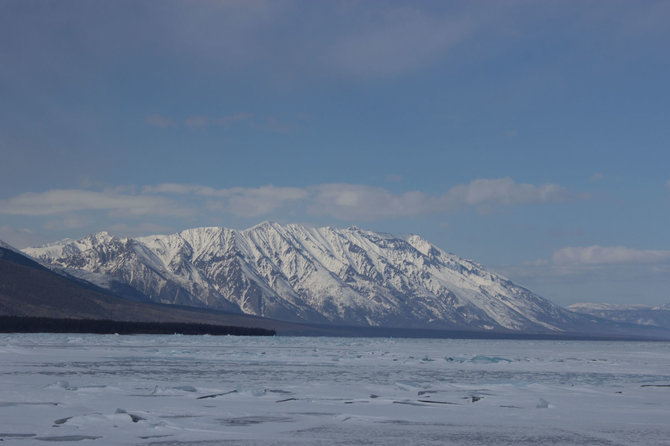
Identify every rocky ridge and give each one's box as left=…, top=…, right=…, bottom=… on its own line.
left=25, top=222, right=585, bottom=332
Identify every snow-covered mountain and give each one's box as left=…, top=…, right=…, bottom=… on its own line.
left=24, top=222, right=584, bottom=332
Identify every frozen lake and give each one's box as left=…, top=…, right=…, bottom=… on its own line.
left=1, top=334, right=669, bottom=445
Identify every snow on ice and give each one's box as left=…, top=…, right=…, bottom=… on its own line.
left=1, top=334, right=669, bottom=445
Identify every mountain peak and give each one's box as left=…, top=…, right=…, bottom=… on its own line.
left=23, top=222, right=581, bottom=332
left=246, top=220, right=282, bottom=232
left=84, top=231, right=114, bottom=243
left=406, top=234, right=433, bottom=256
left=178, top=226, right=225, bottom=238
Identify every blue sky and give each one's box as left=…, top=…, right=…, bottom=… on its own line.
left=1, top=1, right=669, bottom=306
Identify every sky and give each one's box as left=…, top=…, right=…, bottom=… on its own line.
left=1, top=0, right=669, bottom=306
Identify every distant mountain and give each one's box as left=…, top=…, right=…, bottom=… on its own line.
left=0, top=241, right=299, bottom=333
left=569, top=303, right=670, bottom=330
left=25, top=222, right=602, bottom=333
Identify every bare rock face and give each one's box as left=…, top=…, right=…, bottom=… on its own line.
left=25, top=222, right=581, bottom=332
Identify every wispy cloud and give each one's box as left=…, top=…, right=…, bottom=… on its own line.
left=223, top=186, right=309, bottom=217
left=0, top=189, right=191, bottom=217
left=144, top=177, right=579, bottom=221
left=551, top=246, right=670, bottom=266
left=308, top=184, right=438, bottom=220
left=146, top=183, right=308, bottom=217
left=1, top=178, right=580, bottom=227
left=308, top=178, right=576, bottom=220
left=500, top=243, right=670, bottom=305
left=143, top=183, right=222, bottom=196
left=444, top=177, right=574, bottom=210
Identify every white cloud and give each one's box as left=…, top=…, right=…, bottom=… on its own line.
left=2, top=178, right=576, bottom=225
left=590, top=172, right=604, bottom=182
left=444, top=177, right=573, bottom=209
left=0, top=189, right=192, bottom=217
left=501, top=244, right=670, bottom=306
left=308, top=178, right=575, bottom=220
left=507, top=245, right=670, bottom=283
left=143, top=183, right=223, bottom=197
left=143, top=178, right=577, bottom=221
left=551, top=246, right=670, bottom=266
left=146, top=183, right=308, bottom=217
left=308, top=184, right=440, bottom=220
left=666, top=179, right=670, bottom=189
left=223, top=185, right=308, bottom=217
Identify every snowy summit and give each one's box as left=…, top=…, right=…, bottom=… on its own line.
left=25, top=223, right=584, bottom=332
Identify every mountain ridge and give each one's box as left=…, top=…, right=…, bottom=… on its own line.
left=23, top=222, right=588, bottom=333
left=0, top=241, right=305, bottom=333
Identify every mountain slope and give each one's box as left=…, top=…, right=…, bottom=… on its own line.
left=0, top=242, right=299, bottom=333
left=25, top=223, right=586, bottom=332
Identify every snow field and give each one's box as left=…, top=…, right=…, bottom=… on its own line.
left=1, top=335, right=669, bottom=445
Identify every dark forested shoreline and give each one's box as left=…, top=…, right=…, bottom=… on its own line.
left=0, top=316, right=275, bottom=336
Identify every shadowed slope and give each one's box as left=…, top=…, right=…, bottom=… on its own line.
left=0, top=245, right=301, bottom=333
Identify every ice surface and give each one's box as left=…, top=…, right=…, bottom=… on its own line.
left=1, top=334, right=669, bottom=445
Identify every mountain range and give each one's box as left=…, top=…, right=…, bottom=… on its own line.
left=0, top=240, right=305, bottom=333
left=20, top=222, right=606, bottom=334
